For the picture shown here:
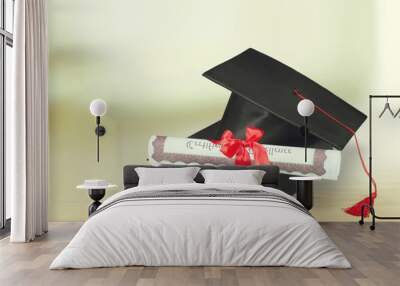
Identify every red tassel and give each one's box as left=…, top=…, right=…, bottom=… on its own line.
left=343, top=192, right=377, bottom=217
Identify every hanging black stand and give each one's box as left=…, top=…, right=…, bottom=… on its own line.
left=359, top=95, right=400, bottom=230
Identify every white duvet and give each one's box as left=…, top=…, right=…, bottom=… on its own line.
left=50, top=183, right=350, bottom=269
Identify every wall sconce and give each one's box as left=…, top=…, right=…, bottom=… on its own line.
left=297, top=99, right=315, bottom=162
left=89, top=99, right=107, bottom=162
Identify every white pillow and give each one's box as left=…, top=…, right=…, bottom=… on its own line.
left=200, top=169, right=266, bottom=185
left=135, top=167, right=200, bottom=186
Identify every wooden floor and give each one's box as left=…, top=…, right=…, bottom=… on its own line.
left=0, top=222, right=399, bottom=286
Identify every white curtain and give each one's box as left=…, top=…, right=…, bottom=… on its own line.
left=8, top=0, right=48, bottom=242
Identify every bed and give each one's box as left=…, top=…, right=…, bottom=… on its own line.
left=50, top=165, right=350, bottom=269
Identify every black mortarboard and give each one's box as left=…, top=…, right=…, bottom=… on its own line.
left=191, top=48, right=367, bottom=151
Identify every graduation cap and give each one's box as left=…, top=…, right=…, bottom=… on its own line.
left=191, top=48, right=367, bottom=151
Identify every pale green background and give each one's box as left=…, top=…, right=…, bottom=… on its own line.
left=48, top=0, right=400, bottom=221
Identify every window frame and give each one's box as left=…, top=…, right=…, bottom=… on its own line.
left=0, top=0, right=13, bottom=233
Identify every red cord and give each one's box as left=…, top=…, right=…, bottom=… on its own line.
left=293, top=89, right=377, bottom=216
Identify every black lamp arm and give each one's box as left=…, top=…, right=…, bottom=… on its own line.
left=94, top=116, right=106, bottom=162
left=304, top=116, right=308, bottom=162
left=97, top=116, right=100, bottom=162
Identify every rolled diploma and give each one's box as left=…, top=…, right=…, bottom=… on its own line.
left=148, top=135, right=341, bottom=180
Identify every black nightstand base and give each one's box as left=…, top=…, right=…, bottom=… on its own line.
left=88, top=189, right=105, bottom=216
left=295, top=181, right=313, bottom=210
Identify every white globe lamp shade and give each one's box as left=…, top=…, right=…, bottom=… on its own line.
left=297, top=99, right=315, bottom=117
left=90, top=99, right=107, bottom=117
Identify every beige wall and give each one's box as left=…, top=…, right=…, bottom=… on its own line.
left=49, top=0, right=398, bottom=221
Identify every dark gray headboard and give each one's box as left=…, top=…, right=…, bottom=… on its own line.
left=123, top=164, right=280, bottom=190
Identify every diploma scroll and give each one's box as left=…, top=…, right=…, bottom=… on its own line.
left=148, top=136, right=341, bottom=180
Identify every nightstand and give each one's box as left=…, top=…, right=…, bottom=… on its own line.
left=77, top=180, right=117, bottom=216
left=289, top=176, right=321, bottom=210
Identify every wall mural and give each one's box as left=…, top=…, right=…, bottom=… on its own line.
left=49, top=0, right=389, bottom=222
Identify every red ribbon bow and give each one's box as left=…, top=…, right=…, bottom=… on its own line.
left=211, top=127, right=270, bottom=166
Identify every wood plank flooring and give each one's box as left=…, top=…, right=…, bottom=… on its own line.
left=0, top=222, right=399, bottom=286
